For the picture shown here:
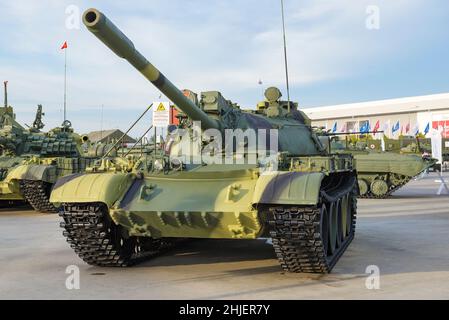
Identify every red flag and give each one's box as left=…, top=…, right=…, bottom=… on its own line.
left=406, top=122, right=410, bottom=133
left=373, top=120, right=380, bottom=133
left=61, top=41, right=68, bottom=50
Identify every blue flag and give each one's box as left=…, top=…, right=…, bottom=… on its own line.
left=332, top=122, right=337, bottom=133
left=392, top=121, right=400, bottom=134
left=360, top=122, right=370, bottom=133
left=424, top=122, right=430, bottom=135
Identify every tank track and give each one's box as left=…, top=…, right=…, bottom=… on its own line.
left=359, top=176, right=413, bottom=199
left=19, top=180, right=58, bottom=213
left=59, top=203, right=173, bottom=267
left=266, top=179, right=357, bottom=273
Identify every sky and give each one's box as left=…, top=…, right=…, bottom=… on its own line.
left=0, top=0, right=448, bottom=135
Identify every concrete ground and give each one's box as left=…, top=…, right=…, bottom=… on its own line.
left=1, top=173, right=449, bottom=300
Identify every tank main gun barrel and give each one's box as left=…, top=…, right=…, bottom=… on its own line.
left=82, top=8, right=220, bottom=131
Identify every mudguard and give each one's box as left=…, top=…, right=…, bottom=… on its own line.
left=6, top=164, right=57, bottom=184
left=50, top=172, right=135, bottom=207
left=253, top=171, right=325, bottom=206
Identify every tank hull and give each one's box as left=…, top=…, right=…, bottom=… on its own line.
left=51, top=155, right=357, bottom=273
left=51, top=158, right=349, bottom=239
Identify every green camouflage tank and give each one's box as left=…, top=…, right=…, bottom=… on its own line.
left=50, top=8, right=358, bottom=273
left=0, top=83, right=118, bottom=212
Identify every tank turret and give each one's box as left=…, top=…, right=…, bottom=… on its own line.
left=82, top=8, right=324, bottom=155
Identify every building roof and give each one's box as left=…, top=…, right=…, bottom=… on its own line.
left=86, top=129, right=136, bottom=144
left=302, top=92, right=449, bottom=120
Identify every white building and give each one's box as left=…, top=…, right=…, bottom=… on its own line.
left=302, top=93, right=449, bottom=138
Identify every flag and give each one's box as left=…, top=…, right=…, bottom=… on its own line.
left=360, top=122, right=370, bottom=133
left=340, top=123, right=347, bottom=133
left=424, top=122, right=430, bottom=135
left=392, top=121, right=400, bottom=134
left=332, top=122, right=337, bottom=133
left=61, top=41, right=68, bottom=50
left=406, top=122, right=410, bottom=133
left=373, top=120, right=380, bottom=133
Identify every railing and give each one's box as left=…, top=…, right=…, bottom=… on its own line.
left=102, top=104, right=153, bottom=159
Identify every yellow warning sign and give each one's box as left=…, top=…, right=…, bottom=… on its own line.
left=152, top=101, right=170, bottom=127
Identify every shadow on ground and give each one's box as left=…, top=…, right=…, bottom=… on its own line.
left=138, top=239, right=278, bottom=268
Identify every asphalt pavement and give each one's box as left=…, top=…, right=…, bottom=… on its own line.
left=1, top=173, right=448, bottom=299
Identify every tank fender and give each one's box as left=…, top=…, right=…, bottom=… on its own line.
left=50, top=173, right=135, bottom=207
left=6, top=164, right=57, bottom=184
left=253, top=171, right=325, bottom=206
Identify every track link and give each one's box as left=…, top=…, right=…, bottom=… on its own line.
left=19, top=180, right=58, bottom=213
left=266, top=181, right=357, bottom=273
left=59, top=203, right=173, bottom=267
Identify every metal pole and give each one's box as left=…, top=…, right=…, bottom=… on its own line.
left=64, top=48, right=67, bottom=123
left=154, top=127, right=157, bottom=156
left=280, top=0, right=291, bottom=113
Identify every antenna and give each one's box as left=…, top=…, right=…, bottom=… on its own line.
left=3, top=81, right=8, bottom=107
left=280, top=0, right=291, bottom=113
